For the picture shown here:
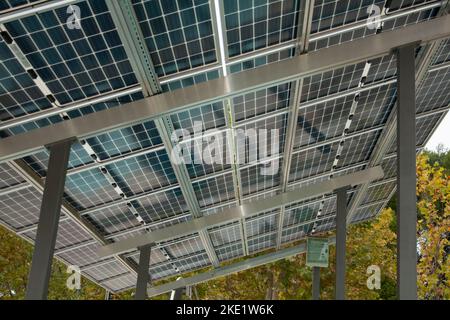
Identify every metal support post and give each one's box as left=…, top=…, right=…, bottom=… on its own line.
left=135, top=244, right=152, bottom=300
left=335, top=187, right=348, bottom=300
left=312, top=266, right=320, bottom=300
left=396, top=43, right=418, bottom=300
left=25, top=138, right=74, bottom=300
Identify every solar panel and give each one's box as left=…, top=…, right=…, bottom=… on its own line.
left=0, top=0, right=448, bottom=293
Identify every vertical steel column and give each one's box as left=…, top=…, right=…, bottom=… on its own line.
left=170, top=288, right=184, bottom=300
left=312, top=267, right=320, bottom=300
left=335, top=187, right=348, bottom=300
left=135, top=244, right=152, bottom=300
left=25, top=138, right=74, bottom=300
left=396, top=43, right=418, bottom=300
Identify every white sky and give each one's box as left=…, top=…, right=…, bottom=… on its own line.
left=425, top=112, right=450, bottom=151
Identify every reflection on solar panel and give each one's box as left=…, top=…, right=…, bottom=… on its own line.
left=0, top=0, right=448, bottom=295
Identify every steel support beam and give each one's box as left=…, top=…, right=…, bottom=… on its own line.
left=335, top=187, right=349, bottom=300
left=98, top=167, right=383, bottom=258
left=1, top=15, right=449, bottom=163
left=25, top=138, right=74, bottom=300
left=135, top=244, right=152, bottom=300
left=170, top=279, right=184, bottom=300
left=396, top=43, right=418, bottom=300
left=312, top=266, right=320, bottom=300
left=147, top=237, right=336, bottom=298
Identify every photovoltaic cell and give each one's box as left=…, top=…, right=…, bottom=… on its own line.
left=0, top=186, right=42, bottom=229
left=0, top=39, right=52, bottom=121
left=228, top=48, right=294, bottom=74
left=161, top=69, right=220, bottom=92
left=224, top=0, right=301, bottom=57
left=416, top=68, right=450, bottom=113
left=24, top=219, right=92, bottom=250
left=4, top=0, right=138, bottom=104
left=0, top=0, right=41, bottom=11
left=289, top=141, right=339, bottom=182
left=337, top=131, right=380, bottom=168
left=348, top=83, right=396, bottom=132
left=0, top=163, right=25, bottom=189
left=193, top=172, right=235, bottom=208
left=132, top=0, right=217, bottom=77
left=362, top=181, right=396, bottom=205
left=294, top=95, right=353, bottom=149
left=233, top=83, right=292, bottom=122
left=300, top=62, right=365, bottom=102
left=85, top=203, right=142, bottom=235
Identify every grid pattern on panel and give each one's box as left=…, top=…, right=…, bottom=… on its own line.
left=21, top=142, right=92, bottom=177
left=229, top=48, right=294, bottom=74
left=58, top=242, right=110, bottom=267
left=209, top=221, right=241, bottom=247
left=363, top=181, right=396, bottom=205
left=309, top=1, right=439, bottom=51
left=337, top=131, right=380, bottom=168
left=294, top=95, right=352, bottom=149
left=224, top=0, right=301, bottom=57
left=281, top=221, right=313, bottom=244
left=234, top=83, right=291, bottom=122
left=0, top=163, right=25, bottom=189
left=132, top=187, right=189, bottom=223
left=0, top=40, right=52, bottom=121
left=65, top=91, right=145, bottom=118
left=351, top=202, right=385, bottom=223
left=237, top=113, right=287, bottom=164
left=149, top=262, right=178, bottom=280
left=193, top=172, right=235, bottom=208
left=64, top=169, right=120, bottom=210
left=248, top=232, right=276, bottom=253
left=174, top=252, right=210, bottom=272
left=0, top=0, right=41, bottom=11
left=85, top=120, right=162, bottom=160
left=432, top=38, right=450, bottom=65
left=416, top=113, right=443, bottom=147
left=240, top=163, right=281, bottom=196
left=106, top=150, right=177, bottom=195
left=171, top=101, right=226, bottom=134
left=283, top=201, right=320, bottom=228
left=245, top=209, right=279, bottom=237
left=0, top=186, right=42, bottom=229
left=242, top=188, right=279, bottom=203
left=416, top=68, right=450, bottom=113
left=24, top=219, right=92, bottom=250
left=311, top=0, right=385, bottom=34
left=4, top=0, right=138, bottom=104
left=366, top=54, right=397, bottom=84
left=349, top=83, right=396, bottom=132
left=161, top=69, right=220, bottom=92
left=314, top=215, right=336, bottom=233
left=102, top=273, right=137, bottom=292
left=185, top=131, right=232, bottom=179
left=132, top=0, right=216, bottom=77
left=377, top=156, right=397, bottom=182
left=84, top=260, right=129, bottom=282
left=216, top=242, right=243, bottom=261
left=301, top=63, right=365, bottom=102
left=388, top=0, right=437, bottom=11
left=2, top=91, right=146, bottom=137
left=289, top=142, right=338, bottom=182
left=85, top=203, right=141, bottom=235
left=164, top=235, right=205, bottom=259
left=381, top=3, right=440, bottom=31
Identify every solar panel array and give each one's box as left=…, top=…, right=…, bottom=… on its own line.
left=0, top=0, right=449, bottom=294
